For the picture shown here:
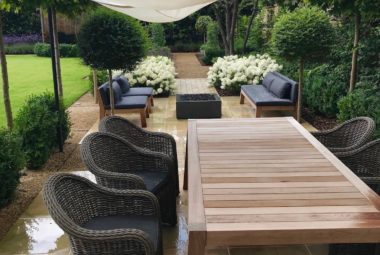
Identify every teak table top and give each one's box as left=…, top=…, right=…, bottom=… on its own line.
left=187, top=117, right=380, bottom=254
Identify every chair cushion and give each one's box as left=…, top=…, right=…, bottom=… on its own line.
left=241, top=85, right=294, bottom=106
left=98, top=83, right=110, bottom=106
left=123, top=87, right=154, bottom=97
left=115, top=76, right=131, bottom=94
left=129, top=171, right=170, bottom=193
left=262, top=72, right=276, bottom=90
left=269, top=78, right=291, bottom=99
left=83, top=215, right=159, bottom=251
left=113, top=96, right=148, bottom=110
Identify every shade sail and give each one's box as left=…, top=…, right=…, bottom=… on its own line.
left=93, top=0, right=214, bottom=10
left=93, top=0, right=215, bottom=22
left=100, top=1, right=214, bottom=22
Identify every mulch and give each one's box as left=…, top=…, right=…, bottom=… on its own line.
left=302, top=107, right=338, bottom=131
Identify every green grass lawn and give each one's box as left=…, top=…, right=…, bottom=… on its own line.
left=0, top=55, right=90, bottom=127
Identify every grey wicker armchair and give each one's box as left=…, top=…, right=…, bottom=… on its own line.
left=335, top=139, right=380, bottom=194
left=311, top=117, right=375, bottom=153
left=99, top=116, right=180, bottom=195
left=81, top=132, right=177, bottom=226
left=43, top=173, right=163, bottom=255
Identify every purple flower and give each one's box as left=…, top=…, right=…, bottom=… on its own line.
left=4, top=34, right=41, bottom=45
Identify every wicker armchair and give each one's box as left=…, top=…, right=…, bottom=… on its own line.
left=99, top=116, right=179, bottom=195
left=81, top=132, right=177, bottom=226
left=311, top=117, right=375, bottom=153
left=43, top=173, right=163, bottom=255
left=335, top=139, right=380, bottom=193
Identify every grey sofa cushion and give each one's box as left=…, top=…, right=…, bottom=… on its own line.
left=83, top=215, right=159, bottom=251
left=98, top=83, right=110, bottom=106
left=241, top=85, right=294, bottom=106
left=114, top=96, right=148, bottom=109
left=269, top=78, right=291, bottom=99
left=128, top=171, right=170, bottom=193
left=262, top=72, right=276, bottom=90
left=124, top=87, right=154, bottom=97
left=115, top=76, right=131, bottom=94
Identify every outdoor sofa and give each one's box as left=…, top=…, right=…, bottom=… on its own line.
left=98, top=81, right=150, bottom=127
left=240, top=71, right=298, bottom=117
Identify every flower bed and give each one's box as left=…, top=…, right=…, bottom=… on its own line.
left=126, top=56, right=176, bottom=96
left=207, top=54, right=282, bottom=94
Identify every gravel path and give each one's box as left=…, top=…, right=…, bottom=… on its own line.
left=172, top=52, right=209, bottom=78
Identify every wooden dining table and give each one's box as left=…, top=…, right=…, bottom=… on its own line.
left=185, top=117, right=380, bottom=255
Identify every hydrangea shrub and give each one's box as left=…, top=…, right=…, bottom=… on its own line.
left=207, top=54, right=282, bottom=93
left=126, top=56, right=176, bottom=96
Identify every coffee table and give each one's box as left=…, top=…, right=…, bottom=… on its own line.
left=186, top=117, right=380, bottom=254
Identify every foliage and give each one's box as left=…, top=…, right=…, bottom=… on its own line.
left=149, top=23, right=166, bottom=49
left=15, top=93, right=71, bottom=169
left=0, top=129, right=25, bottom=208
left=34, top=43, right=79, bottom=57
left=88, top=69, right=108, bottom=95
left=235, top=10, right=265, bottom=54
left=3, top=10, right=40, bottom=35
left=304, top=64, right=348, bottom=117
left=338, top=86, right=380, bottom=137
left=271, top=6, right=334, bottom=62
left=164, top=14, right=202, bottom=47
left=195, top=15, right=213, bottom=35
left=5, top=43, right=35, bottom=54
left=170, top=42, right=201, bottom=52
left=148, top=46, right=171, bottom=58
left=126, top=56, right=176, bottom=96
left=208, top=54, right=282, bottom=93
left=201, top=22, right=223, bottom=65
left=78, top=9, right=148, bottom=71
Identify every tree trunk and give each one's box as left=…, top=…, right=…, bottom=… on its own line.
left=243, top=0, right=259, bottom=53
left=297, top=58, right=304, bottom=122
left=349, top=13, right=360, bottom=92
left=52, top=9, right=63, bottom=98
left=0, top=14, right=13, bottom=130
left=108, top=69, right=115, bottom=115
left=39, top=8, right=45, bottom=43
left=93, top=69, right=98, bottom=103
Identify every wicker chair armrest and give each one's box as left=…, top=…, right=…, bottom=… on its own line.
left=145, top=132, right=177, bottom=156
left=335, top=139, right=380, bottom=158
left=135, top=147, right=176, bottom=173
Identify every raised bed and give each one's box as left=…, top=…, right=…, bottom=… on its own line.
left=176, top=93, right=222, bottom=119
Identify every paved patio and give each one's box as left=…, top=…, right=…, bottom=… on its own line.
left=0, top=79, right=326, bottom=255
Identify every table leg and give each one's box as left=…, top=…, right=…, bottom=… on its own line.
left=188, top=231, right=206, bottom=255
left=183, top=132, right=188, bottom=190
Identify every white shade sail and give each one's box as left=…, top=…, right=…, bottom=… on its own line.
left=93, top=0, right=215, bottom=23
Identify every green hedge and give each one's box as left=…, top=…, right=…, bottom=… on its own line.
left=5, top=43, right=35, bottom=55
left=0, top=129, right=25, bottom=208
left=304, top=64, right=348, bottom=117
left=201, top=22, right=224, bottom=65
left=338, top=85, right=380, bottom=137
left=34, top=43, right=79, bottom=57
left=15, top=93, right=71, bottom=169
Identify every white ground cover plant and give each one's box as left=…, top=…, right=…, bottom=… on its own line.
left=207, top=54, right=282, bottom=93
left=126, top=56, right=176, bottom=96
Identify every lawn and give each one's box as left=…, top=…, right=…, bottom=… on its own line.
left=0, top=55, right=90, bottom=127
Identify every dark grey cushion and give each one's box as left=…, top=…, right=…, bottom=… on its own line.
left=241, top=85, right=294, bottom=106
left=123, top=87, right=153, bottom=97
left=113, top=96, right=148, bottom=109
left=83, top=215, right=159, bottom=251
left=269, top=78, right=291, bottom=99
left=98, top=83, right=110, bottom=106
left=115, top=76, right=131, bottom=94
left=262, top=72, right=276, bottom=90
left=129, top=171, right=170, bottom=193
left=272, top=72, right=298, bottom=103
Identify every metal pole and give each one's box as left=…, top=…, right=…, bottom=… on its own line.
left=48, top=7, right=63, bottom=152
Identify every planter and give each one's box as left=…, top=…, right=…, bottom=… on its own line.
left=176, top=93, right=222, bottom=119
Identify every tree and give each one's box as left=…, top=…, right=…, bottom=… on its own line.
left=195, top=15, right=213, bottom=43
left=78, top=9, right=148, bottom=114
left=149, top=23, right=166, bottom=48
left=271, top=6, right=334, bottom=121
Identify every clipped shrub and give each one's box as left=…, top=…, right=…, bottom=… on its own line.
left=5, top=43, right=35, bottom=54
left=338, top=86, right=380, bottom=137
left=34, top=43, right=79, bottom=57
left=15, top=93, right=71, bottom=169
left=201, top=22, right=224, bottom=65
left=304, top=64, right=348, bottom=117
left=149, top=23, right=166, bottom=48
left=195, top=15, right=213, bottom=42
left=0, top=129, right=25, bottom=208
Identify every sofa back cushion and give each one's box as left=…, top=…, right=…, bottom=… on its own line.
left=115, top=76, right=130, bottom=94
left=98, top=83, right=110, bottom=106
left=262, top=72, right=276, bottom=90
left=269, top=78, right=291, bottom=99
left=272, top=72, right=298, bottom=103
left=98, top=82, right=122, bottom=106
left=109, top=81, right=122, bottom=102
